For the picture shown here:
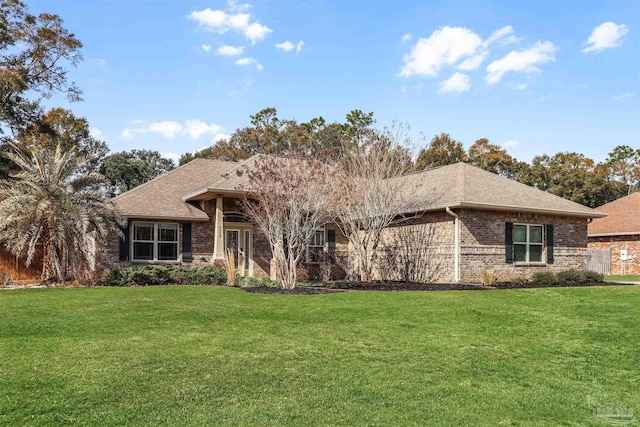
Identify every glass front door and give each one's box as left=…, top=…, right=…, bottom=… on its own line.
left=225, top=229, right=240, bottom=269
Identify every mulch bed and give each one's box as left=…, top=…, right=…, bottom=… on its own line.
left=242, top=287, right=346, bottom=295
left=241, top=280, right=636, bottom=294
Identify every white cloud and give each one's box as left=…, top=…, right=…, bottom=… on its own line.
left=161, top=153, right=181, bottom=165
left=201, top=44, right=212, bottom=53
left=457, top=52, right=488, bottom=71
left=402, top=33, right=412, bottom=42
left=148, top=121, right=184, bottom=139
left=120, top=120, right=227, bottom=141
left=613, top=92, right=635, bottom=100
left=217, top=45, right=244, bottom=56
left=515, top=83, right=527, bottom=90
left=439, top=72, right=470, bottom=93
left=184, top=119, right=224, bottom=139
left=95, top=58, right=107, bottom=68
left=582, top=22, right=629, bottom=53
left=213, top=133, right=231, bottom=142
left=401, top=26, right=483, bottom=77
left=235, top=57, right=263, bottom=70
left=119, top=128, right=133, bottom=140
left=89, top=127, right=104, bottom=139
left=276, top=40, right=304, bottom=53
left=485, top=25, right=517, bottom=46
left=503, top=139, right=519, bottom=147
left=188, top=6, right=271, bottom=44
left=485, top=40, right=556, bottom=84
left=227, top=0, right=251, bottom=12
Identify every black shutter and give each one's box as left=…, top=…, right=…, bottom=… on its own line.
left=327, top=229, right=336, bottom=255
left=505, top=222, right=514, bottom=264
left=119, top=224, right=130, bottom=261
left=182, top=223, right=193, bottom=263
left=546, top=224, right=554, bottom=264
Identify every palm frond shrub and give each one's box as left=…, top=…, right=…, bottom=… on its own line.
left=0, top=142, right=123, bottom=283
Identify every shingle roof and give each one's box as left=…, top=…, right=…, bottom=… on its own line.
left=588, top=192, right=640, bottom=236
left=395, top=162, right=605, bottom=218
left=112, top=158, right=240, bottom=221
left=114, top=158, right=605, bottom=221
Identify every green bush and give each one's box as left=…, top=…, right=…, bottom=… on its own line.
left=509, top=276, right=527, bottom=286
left=237, top=277, right=281, bottom=288
left=0, top=271, right=13, bottom=287
left=100, top=265, right=227, bottom=287
left=579, top=270, right=604, bottom=283
left=531, top=272, right=557, bottom=286
left=555, top=269, right=582, bottom=283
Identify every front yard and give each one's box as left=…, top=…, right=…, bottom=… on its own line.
left=1, top=286, right=638, bottom=426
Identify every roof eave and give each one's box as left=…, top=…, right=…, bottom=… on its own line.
left=588, top=231, right=640, bottom=237
left=122, top=213, right=210, bottom=222
left=409, top=201, right=607, bottom=218
left=182, top=187, right=249, bottom=201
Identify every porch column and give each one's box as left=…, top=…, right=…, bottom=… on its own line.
left=213, top=196, right=225, bottom=260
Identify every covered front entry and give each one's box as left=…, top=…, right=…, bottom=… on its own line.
left=224, top=227, right=252, bottom=276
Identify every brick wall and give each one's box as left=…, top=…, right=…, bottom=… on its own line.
left=458, top=209, right=588, bottom=282
left=377, top=211, right=455, bottom=283
left=588, top=235, right=640, bottom=275
left=192, top=200, right=215, bottom=264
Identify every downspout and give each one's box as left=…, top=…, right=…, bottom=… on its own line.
left=445, top=207, right=460, bottom=283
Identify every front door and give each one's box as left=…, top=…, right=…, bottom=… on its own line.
left=225, top=229, right=240, bottom=269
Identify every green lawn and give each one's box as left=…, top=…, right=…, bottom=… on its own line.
left=1, top=286, right=639, bottom=426
left=605, top=274, right=640, bottom=282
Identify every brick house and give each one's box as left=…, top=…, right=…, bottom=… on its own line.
left=588, top=192, right=640, bottom=275
left=109, top=157, right=605, bottom=283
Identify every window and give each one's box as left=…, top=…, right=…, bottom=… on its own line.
left=306, top=226, right=326, bottom=263
left=132, top=222, right=179, bottom=262
left=513, top=224, right=543, bottom=263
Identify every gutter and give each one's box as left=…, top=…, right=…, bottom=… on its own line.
left=445, top=207, right=460, bottom=283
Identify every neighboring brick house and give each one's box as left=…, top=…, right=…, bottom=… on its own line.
left=588, top=192, right=640, bottom=275
left=109, top=157, right=605, bottom=283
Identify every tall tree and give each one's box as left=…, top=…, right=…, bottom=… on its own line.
left=15, top=108, right=108, bottom=174
left=606, top=145, right=640, bottom=195
left=0, top=0, right=82, bottom=134
left=415, top=133, right=467, bottom=170
left=467, top=138, right=519, bottom=178
left=333, top=125, right=419, bottom=281
left=0, top=142, right=122, bottom=282
left=238, top=155, right=334, bottom=289
left=101, top=150, right=174, bottom=196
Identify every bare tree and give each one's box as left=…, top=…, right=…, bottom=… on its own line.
left=333, top=125, right=419, bottom=281
left=238, top=155, right=334, bottom=289
left=379, top=221, right=449, bottom=283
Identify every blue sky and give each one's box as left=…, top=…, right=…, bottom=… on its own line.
left=30, top=0, right=639, bottom=164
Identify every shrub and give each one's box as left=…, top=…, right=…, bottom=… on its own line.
left=531, top=272, right=557, bottom=286
left=480, top=269, right=499, bottom=286
left=237, top=277, right=281, bottom=288
left=179, top=266, right=226, bottom=286
left=0, top=271, right=12, bottom=287
left=102, top=268, right=127, bottom=286
left=580, top=270, right=604, bottom=283
left=555, top=269, right=582, bottom=283
left=100, top=265, right=226, bottom=287
left=509, top=276, right=527, bottom=286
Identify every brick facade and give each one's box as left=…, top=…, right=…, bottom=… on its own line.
left=106, top=205, right=591, bottom=284
left=588, top=235, right=640, bottom=275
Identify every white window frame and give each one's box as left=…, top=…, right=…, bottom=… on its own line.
left=513, top=223, right=544, bottom=263
left=306, top=225, right=326, bottom=264
left=132, top=222, right=179, bottom=262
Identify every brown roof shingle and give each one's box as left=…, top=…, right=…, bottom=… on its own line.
left=112, top=158, right=240, bottom=221
left=396, top=162, right=605, bottom=218
left=588, top=192, right=640, bottom=236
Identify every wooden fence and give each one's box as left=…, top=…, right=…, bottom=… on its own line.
left=587, top=248, right=611, bottom=275
left=0, top=247, right=42, bottom=281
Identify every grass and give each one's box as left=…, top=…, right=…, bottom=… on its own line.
left=1, top=286, right=639, bottom=426
left=605, top=274, right=640, bottom=282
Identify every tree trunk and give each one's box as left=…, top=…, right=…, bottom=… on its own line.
left=41, top=221, right=57, bottom=282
